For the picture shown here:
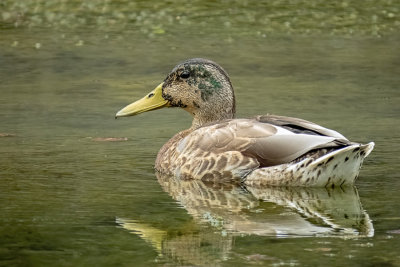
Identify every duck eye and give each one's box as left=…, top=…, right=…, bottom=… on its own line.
left=180, top=71, right=190, bottom=79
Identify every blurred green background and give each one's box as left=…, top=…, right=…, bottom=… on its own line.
left=1, top=1, right=399, bottom=266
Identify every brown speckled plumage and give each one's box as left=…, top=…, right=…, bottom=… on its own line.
left=116, top=58, right=374, bottom=187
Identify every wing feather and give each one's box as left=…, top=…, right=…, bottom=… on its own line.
left=178, top=117, right=347, bottom=168
left=255, top=114, right=349, bottom=141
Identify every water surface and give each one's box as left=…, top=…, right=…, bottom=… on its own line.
left=1, top=1, right=400, bottom=266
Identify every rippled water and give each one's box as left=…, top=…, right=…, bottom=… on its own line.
left=1, top=1, right=400, bottom=266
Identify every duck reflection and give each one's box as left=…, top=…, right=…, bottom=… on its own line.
left=117, top=173, right=373, bottom=264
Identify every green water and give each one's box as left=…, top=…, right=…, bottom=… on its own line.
left=1, top=1, right=400, bottom=266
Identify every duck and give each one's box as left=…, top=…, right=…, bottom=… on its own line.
left=116, top=58, right=374, bottom=187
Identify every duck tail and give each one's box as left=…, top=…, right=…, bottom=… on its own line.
left=363, top=142, right=375, bottom=158
left=307, top=141, right=375, bottom=187
left=244, top=141, right=374, bottom=187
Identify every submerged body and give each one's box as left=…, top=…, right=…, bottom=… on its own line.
left=116, top=58, right=374, bottom=187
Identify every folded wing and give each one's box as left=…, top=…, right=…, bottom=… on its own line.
left=182, top=116, right=350, bottom=168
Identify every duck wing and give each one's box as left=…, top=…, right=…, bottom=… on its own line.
left=255, top=114, right=349, bottom=141
left=181, top=117, right=348, bottom=169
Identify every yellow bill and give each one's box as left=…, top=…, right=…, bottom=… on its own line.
left=116, top=83, right=169, bottom=118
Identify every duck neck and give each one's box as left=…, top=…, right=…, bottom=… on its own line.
left=189, top=78, right=236, bottom=130
left=190, top=108, right=235, bottom=130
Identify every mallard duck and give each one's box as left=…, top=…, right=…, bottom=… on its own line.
left=116, top=58, right=374, bottom=187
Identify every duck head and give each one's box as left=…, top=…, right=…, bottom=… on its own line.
left=116, top=58, right=236, bottom=129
